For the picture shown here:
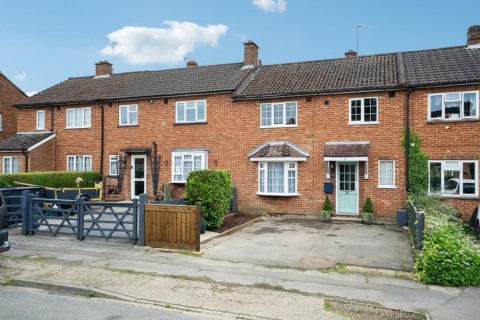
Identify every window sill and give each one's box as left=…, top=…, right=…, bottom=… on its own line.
left=175, top=121, right=207, bottom=125
left=259, top=125, right=298, bottom=129
left=118, top=124, right=138, bottom=128
left=377, top=186, right=397, bottom=189
left=65, top=127, right=91, bottom=130
left=347, top=122, right=379, bottom=126
left=430, top=193, right=479, bottom=199
left=170, top=181, right=186, bottom=184
left=257, top=192, right=299, bottom=197
left=427, top=118, right=479, bottom=123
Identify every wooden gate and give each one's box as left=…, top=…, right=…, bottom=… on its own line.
left=144, top=203, right=200, bottom=251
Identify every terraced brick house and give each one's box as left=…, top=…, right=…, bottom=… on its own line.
left=7, top=26, right=480, bottom=221
left=0, top=72, right=28, bottom=173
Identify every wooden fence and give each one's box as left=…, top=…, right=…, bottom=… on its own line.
left=144, top=203, right=200, bottom=251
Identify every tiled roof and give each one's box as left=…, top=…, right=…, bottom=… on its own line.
left=0, top=132, right=55, bottom=151
left=401, top=46, right=480, bottom=87
left=234, top=53, right=400, bottom=99
left=324, top=141, right=369, bottom=158
left=14, top=63, right=249, bottom=107
left=248, top=141, right=309, bottom=158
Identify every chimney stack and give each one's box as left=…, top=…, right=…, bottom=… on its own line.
left=244, top=40, right=259, bottom=67
left=467, top=25, right=480, bottom=46
left=186, top=60, right=198, bottom=68
left=95, top=61, right=112, bottom=76
left=345, top=49, right=357, bottom=58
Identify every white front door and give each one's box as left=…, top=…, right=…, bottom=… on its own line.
left=131, top=155, right=147, bottom=199
left=336, top=162, right=358, bottom=215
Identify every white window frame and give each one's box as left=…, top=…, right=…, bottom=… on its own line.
left=260, top=102, right=297, bottom=128
left=428, top=91, right=479, bottom=121
left=171, top=151, right=208, bottom=183
left=119, top=104, right=138, bottom=126
left=257, top=161, right=298, bottom=196
left=3, top=156, right=19, bottom=174
left=109, top=155, right=119, bottom=176
left=36, top=110, right=45, bottom=130
left=348, top=97, right=379, bottom=124
left=428, top=160, right=478, bottom=197
left=67, top=155, right=92, bottom=171
left=378, top=160, right=395, bottom=188
left=175, top=100, right=207, bottom=124
left=66, top=107, right=91, bottom=129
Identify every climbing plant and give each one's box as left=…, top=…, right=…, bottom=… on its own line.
left=402, top=129, right=428, bottom=195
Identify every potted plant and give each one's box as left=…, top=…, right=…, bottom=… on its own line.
left=361, top=197, right=374, bottom=224
left=320, top=196, right=333, bottom=222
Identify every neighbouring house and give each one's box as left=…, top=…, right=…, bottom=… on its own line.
left=0, top=72, right=28, bottom=174
left=9, top=26, right=480, bottom=221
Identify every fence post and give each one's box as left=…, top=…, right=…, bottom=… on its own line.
left=138, top=194, right=147, bottom=246
left=417, top=210, right=425, bottom=251
left=77, top=198, right=84, bottom=240
left=21, top=190, right=30, bottom=235
left=27, top=193, right=35, bottom=234
left=195, top=202, right=201, bottom=252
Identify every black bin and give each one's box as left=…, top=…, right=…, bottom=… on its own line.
left=397, top=209, right=408, bottom=226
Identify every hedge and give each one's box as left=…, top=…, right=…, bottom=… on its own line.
left=0, top=171, right=102, bottom=188
left=185, top=170, right=232, bottom=228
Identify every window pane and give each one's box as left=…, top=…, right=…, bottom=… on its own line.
left=380, top=161, right=393, bottom=186
left=84, top=109, right=91, bottom=127
left=288, top=170, right=296, bottom=193
left=259, top=165, right=265, bottom=193
left=183, top=158, right=193, bottom=179
left=286, top=103, right=296, bottom=125
left=4, top=158, right=10, bottom=173
left=120, top=107, right=127, bottom=124
left=445, top=101, right=460, bottom=119
left=350, top=100, right=361, bottom=122
left=174, top=156, right=182, bottom=174
left=429, top=162, right=441, bottom=192
left=76, top=156, right=83, bottom=171
left=464, top=93, right=477, bottom=117
left=445, top=93, right=460, bottom=101
left=177, top=103, right=185, bottom=122
left=267, top=162, right=284, bottom=193
left=364, top=98, right=377, bottom=122
left=130, top=110, right=138, bottom=125
left=194, top=156, right=202, bottom=170
left=186, top=104, right=196, bottom=122
left=261, top=104, right=271, bottom=126
left=430, top=95, right=442, bottom=119
left=67, top=110, right=74, bottom=127
left=84, top=157, right=91, bottom=171
left=273, top=104, right=283, bottom=125
left=12, top=157, right=19, bottom=173
left=462, top=162, right=476, bottom=194
left=110, top=156, right=118, bottom=175
left=197, top=101, right=205, bottom=121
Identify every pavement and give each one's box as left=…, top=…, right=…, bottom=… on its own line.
left=1, top=215, right=479, bottom=319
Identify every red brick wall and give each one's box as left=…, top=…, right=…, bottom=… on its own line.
left=409, top=84, right=480, bottom=219
left=0, top=74, right=26, bottom=141
left=29, top=137, right=56, bottom=171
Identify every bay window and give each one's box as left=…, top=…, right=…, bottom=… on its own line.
left=258, top=161, right=298, bottom=196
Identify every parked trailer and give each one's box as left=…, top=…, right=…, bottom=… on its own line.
left=14, top=181, right=103, bottom=202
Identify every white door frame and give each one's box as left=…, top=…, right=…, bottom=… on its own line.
left=335, top=161, right=359, bottom=215
left=131, top=154, right=147, bottom=199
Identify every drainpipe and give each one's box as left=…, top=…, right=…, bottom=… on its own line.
left=405, top=88, right=412, bottom=192
left=100, top=103, right=105, bottom=176
left=22, top=149, right=29, bottom=172
left=50, top=106, right=54, bottom=131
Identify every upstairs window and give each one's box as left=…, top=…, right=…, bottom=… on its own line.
left=66, top=107, right=91, bottom=128
left=36, top=110, right=45, bottom=130
left=67, top=155, right=92, bottom=171
left=3, top=156, right=19, bottom=174
left=119, top=105, right=138, bottom=126
left=172, top=151, right=208, bottom=183
left=260, top=102, right=297, bottom=127
left=349, top=97, right=378, bottom=124
left=429, top=160, right=477, bottom=197
left=428, top=91, right=478, bottom=120
left=176, top=100, right=206, bottom=123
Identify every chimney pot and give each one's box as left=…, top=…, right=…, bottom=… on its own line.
left=186, top=60, right=198, bottom=68
left=345, top=50, right=357, bottom=58
left=244, top=40, right=259, bottom=67
left=467, top=25, right=480, bottom=46
left=95, top=60, right=113, bottom=76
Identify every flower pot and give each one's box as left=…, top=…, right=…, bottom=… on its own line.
left=200, top=223, right=207, bottom=234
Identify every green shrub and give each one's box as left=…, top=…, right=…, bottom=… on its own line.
left=413, top=196, right=480, bottom=286
left=0, top=171, right=101, bottom=188
left=185, top=170, right=232, bottom=228
left=322, top=196, right=332, bottom=212
left=402, top=129, right=428, bottom=194
left=361, top=197, right=373, bottom=213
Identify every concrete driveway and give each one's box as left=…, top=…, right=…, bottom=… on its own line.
left=202, top=216, right=414, bottom=271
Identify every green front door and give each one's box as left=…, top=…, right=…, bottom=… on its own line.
left=336, top=162, right=358, bottom=215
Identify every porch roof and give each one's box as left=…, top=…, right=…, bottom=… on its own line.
left=0, top=132, right=56, bottom=152
left=248, top=141, right=309, bottom=162
left=323, top=141, right=369, bottom=161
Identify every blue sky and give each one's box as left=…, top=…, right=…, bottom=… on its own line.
left=1, top=0, right=479, bottom=96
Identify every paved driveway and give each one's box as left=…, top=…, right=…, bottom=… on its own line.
left=202, top=216, right=414, bottom=271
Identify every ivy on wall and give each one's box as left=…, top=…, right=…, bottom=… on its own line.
left=402, top=129, right=428, bottom=195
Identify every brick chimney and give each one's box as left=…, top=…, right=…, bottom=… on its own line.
left=345, top=49, right=357, bottom=58
left=95, top=61, right=113, bottom=76
left=467, top=25, right=480, bottom=46
left=186, top=60, right=198, bottom=68
left=244, top=40, right=259, bottom=67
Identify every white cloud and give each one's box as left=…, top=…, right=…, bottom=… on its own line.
left=26, top=91, right=38, bottom=97
left=15, top=71, right=26, bottom=82
left=100, top=21, right=228, bottom=65
left=253, top=0, right=286, bottom=13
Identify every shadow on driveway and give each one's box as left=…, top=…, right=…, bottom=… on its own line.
left=202, top=216, right=414, bottom=271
